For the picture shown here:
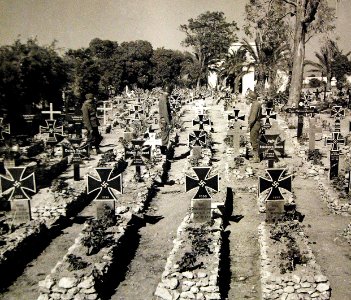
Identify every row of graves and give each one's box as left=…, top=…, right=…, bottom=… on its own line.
left=0, top=89, right=183, bottom=296
left=255, top=98, right=350, bottom=299
left=35, top=90, right=199, bottom=299
left=155, top=92, right=227, bottom=300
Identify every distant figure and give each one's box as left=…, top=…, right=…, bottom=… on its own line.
left=246, top=91, right=262, bottom=163
left=82, top=93, right=102, bottom=154
left=158, top=86, right=172, bottom=155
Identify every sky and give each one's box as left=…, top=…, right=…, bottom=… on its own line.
left=0, top=0, right=350, bottom=59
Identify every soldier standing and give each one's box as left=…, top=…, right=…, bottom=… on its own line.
left=247, top=91, right=262, bottom=163
left=82, top=93, right=102, bottom=154
left=158, top=85, right=172, bottom=155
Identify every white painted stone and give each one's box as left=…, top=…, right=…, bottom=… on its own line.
left=314, top=274, right=328, bottom=283
left=58, top=277, right=77, bottom=289
left=155, top=286, right=173, bottom=300
left=78, top=278, right=94, bottom=289
left=163, top=277, right=179, bottom=290
left=37, top=294, right=49, bottom=300
left=283, top=286, right=294, bottom=293
left=316, top=283, right=330, bottom=292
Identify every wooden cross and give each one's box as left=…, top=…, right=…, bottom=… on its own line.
left=285, top=101, right=318, bottom=138
left=98, top=101, right=113, bottom=126
left=0, top=117, right=10, bottom=140
left=0, top=166, right=36, bottom=223
left=129, top=105, right=144, bottom=120
left=258, top=134, right=285, bottom=168
left=193, top=114, right=210, bottom=130
left=42, top=103, right=61, bottom=121
left=228, top=109, right=245, bottom=124
left=144, top=132, right=162, bottom=157
left=62, top=142, right=89, bottom=181
left=39, top=120, right=63, bottom=144
left=325, top=132, right=345, bottom=151
left=330, top=106, right=345, bottom=132
left=261, top=108, right=276, bottom=129
left=125, top=139, right=151, bottom=178
left=87, top=167, right=123, bottom=218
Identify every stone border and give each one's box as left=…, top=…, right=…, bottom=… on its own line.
left=258, top=222, right=331, bottom=300
left=155, top=215, right=223, bottom=300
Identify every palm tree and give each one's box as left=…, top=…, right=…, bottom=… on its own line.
left=305, top=40, right=338, bottom=90
left=239, top=33, right=290, bottom=95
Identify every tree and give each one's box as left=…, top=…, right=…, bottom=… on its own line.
left=150, top=48, right=185, bottom=87
left=180, top=11, right=239, bottom=88
left=332, top=52, right=351, bottom=89
left=239, top=34, right=290, bottom=95
left=0, top=38, right=69, bottom=132
left=283, top=0, right=335, bottom=105
left=305, top=39, right=338, bottom=90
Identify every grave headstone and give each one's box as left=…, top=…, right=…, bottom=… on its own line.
left=125, top=139, right=151, bottom=177
left=258, top=134, right=285, bottom=168
left=39, top=120, right=63, bottom=144
left=261, top=108, right=276, bottom=129
left=98, top=101, right=113, bottom=126
left=185, top=167, right=219, bottom=223
left=193, top=114, right=210, bottom=130
left=144, top=132, right=162, bottom=157
left=42, top=103, right=61, bottom=121
left=62, top=142, right=89, bottom=181
left=87, top=168, right=123, bottom=219
left=258, top=168, right=292, bottom=223
left=285, top=102, right=318, bottom=138
left=0, top=167, right=36, bottom=223
left=330, top=106, right=345, bottom=133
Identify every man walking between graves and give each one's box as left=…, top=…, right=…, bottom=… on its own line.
left=247, top=91, right=262, bottom=163
left=82, top=93, right=103, bottom=154
left=158, top=85, right=172, bottom=155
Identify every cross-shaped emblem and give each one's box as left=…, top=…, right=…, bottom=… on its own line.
left=258, top=169, right=292, bottom=200
left=193, top=114, right=210, bottom=130
left=144, top=132, right=162, bottom=156
left=189, top=130, right=207, bottom=147
left=330, top=106, right=345, bottom=120
left=0, top=118, right=10, bottom=140
left=228, top=109, right=245, bottom=123
left=325, top=132, right=345, bottom=151
left=185, top=167, right=219, bottom=199
left=129, top=105, right=144, bottom=120
left=97, top=101, right=113, bottom=126
left=87, top=168, right=122, bottom=200
left=169, top=94, right=182, bottom=112
left=125, top=140, right=151, bottom=165
left=39, top=120, right=63, bottom=143
left=261, top=108, right=276, bottom=129
left=42, top=103, right=61, bottom=120
left=258, top=135, right=285, bottom=162
left=62, top=142, right=89, bottom=163
left=0, top=167, right=36, bottom=200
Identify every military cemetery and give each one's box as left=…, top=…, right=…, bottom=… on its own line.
left=0, top=1, right=351, bottom=299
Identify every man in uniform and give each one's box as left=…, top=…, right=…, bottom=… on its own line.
left=158, top=85, right=172, bottom=155
left=247, top=91, right=262, bottom=162
left=82, top=93, right=102, bottom=154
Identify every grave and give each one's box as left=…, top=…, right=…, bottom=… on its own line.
left=39, top=120, right=64, bottom=144
left=285, top=101, right=318, bottom=138
left=261, top=108, right=276, bottom=130
left=42, top=103, right=61, bottom=121
left=87, top=167, right=123, bottom=219
left=330, top=105, right=345, bottom=132
left=185, top=167, right=219, bottom=223
left=258, top=169, right=292, bottom=223
left=258, top=134, right=285, bottom=168
left=125, top=139, right=151, bottom=179
left=308, top=117, right=322, bottom=151
left=227, top=109, right=245, bottom=155
left=97, top=101, right=113, bottom=126
left=325, top=132, right=345, bottom=180
left=0, top=166, right=36, bottom=223
left=62, top=142, right=89, bottom=181
left=189, top=130, right=207, bottom=159
left=192, top=114, right=210, bottom=130
left=144, top=132, right=162, bottom=158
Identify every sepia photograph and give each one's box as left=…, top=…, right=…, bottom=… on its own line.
left=0, top=0, right=350, bottom=299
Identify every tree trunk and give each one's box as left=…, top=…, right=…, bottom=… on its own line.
left=288, top=0, right=306, bottom=106
left=326, top=73, right=332, bottom=91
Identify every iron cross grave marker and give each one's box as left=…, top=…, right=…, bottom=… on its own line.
left=39, top=120, right=63, bottom=144
left=185, top=167, right=219, bottom=200
left=87, top=167, right=123, bottom=218
left=0, top=167, right=36, bottom=223
left=258, top=135, right=285, bottom=168
left=193, top=114, right=210, bottom=130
